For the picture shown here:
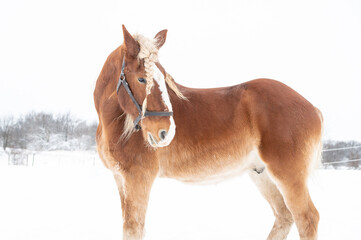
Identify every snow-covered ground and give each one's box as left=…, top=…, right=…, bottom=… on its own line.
left=0, top=151, right=360, bottom=240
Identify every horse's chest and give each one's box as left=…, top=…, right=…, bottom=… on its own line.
left=96, top=135, right=120, bottom=171
left=158, top=147, right=259, bottom=184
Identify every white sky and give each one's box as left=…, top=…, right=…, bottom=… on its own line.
left=1, top=0, right=360, bottom=141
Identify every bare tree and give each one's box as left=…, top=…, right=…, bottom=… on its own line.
left=59, top=112, right=76, bottom=142
left=38, top=113, right=53, bottom=143
left=0, top=116, right=14, bottom=150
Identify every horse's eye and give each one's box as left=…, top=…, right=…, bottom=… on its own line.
left=138, top=78, right=146, bottom=84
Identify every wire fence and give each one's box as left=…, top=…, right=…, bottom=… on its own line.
left=322, top=146, right=361, bottom=152
left=322, top=145, right=361, bottom=168
left=323, top=158, right=361, bottom=165
left=0, top=149, right=102, bottom=167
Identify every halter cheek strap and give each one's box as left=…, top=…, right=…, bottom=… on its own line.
left=116, top=57, right=173, bottom=131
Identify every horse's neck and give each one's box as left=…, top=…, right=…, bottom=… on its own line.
left=94, top=47, right=125, bottom=127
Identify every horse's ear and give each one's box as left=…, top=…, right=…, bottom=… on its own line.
left=122, top=25, right=140, bottom=57
left=154, top=29, right=167, bottom=49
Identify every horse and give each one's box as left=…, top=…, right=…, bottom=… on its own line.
left=94, top=25, right=323, bottom=240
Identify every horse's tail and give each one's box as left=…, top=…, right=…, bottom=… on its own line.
left=311, top=107, right=324, bottom=173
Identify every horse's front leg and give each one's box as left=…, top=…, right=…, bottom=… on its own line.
left=113, top=165, right=158, bottom=240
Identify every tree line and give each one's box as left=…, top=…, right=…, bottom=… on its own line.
left=0, top=112, right=97, bottom=151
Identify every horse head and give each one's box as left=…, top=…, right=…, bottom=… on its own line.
left=117, top=25, right=176, bottom=148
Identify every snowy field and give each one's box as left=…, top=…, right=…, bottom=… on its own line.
left=1, top=151, right=361, bottom=240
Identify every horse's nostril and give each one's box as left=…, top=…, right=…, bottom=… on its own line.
left=159, top=130, right=167, bottom=141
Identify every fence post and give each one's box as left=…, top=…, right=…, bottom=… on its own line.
left=32, top=153, right=35, bottom=167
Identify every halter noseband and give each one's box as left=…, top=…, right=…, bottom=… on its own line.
left=116, top=57, right=173, bottom=131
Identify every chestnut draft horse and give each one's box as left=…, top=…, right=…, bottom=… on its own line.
left=94, top=25, right=323, bottom=240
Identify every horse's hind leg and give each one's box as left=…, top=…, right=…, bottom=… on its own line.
left=259, top=149, right=320, bottom=240
left=113, top=165, right=158, bottom=240
left=273, top=173, right=319, bottom=240
left=248, top=167, right=294, bottom=240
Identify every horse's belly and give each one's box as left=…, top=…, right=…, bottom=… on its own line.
left=159, top=149, right=261, bottom=184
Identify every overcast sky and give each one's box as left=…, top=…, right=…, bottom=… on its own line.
left=1, top=0, right=360, bottom=141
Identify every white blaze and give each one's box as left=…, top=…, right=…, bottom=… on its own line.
left=153, top=63, right=172, bottom=111
left=152, top=63, right=176, bottom=147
